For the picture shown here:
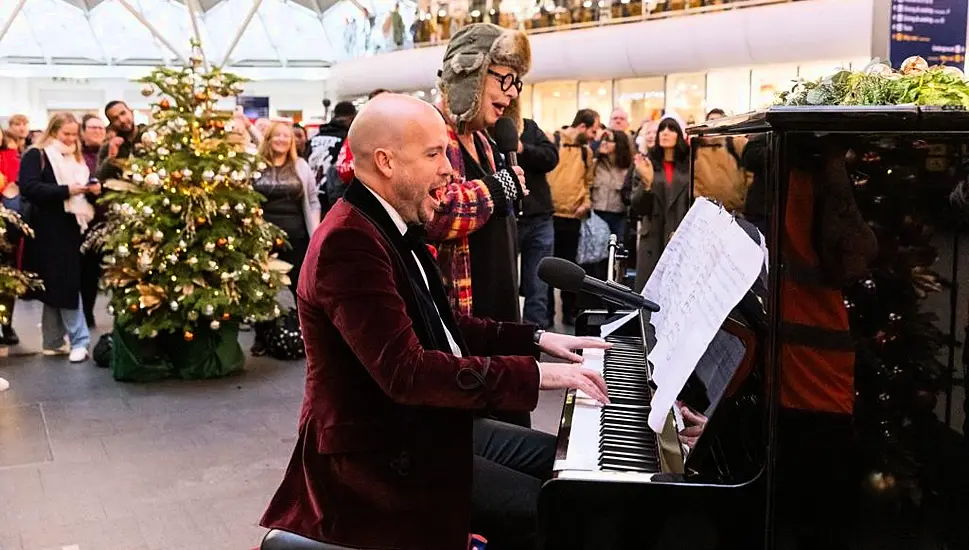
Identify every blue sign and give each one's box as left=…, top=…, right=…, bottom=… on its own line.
left=237, top=96, right=270, bottom=119
left=889, top=0, right=967, bottom=69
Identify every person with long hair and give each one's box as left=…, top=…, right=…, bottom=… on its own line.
left=590, top=128, right=634, bottom=239
left=631, top=116, right=691, bottom=290
left=251, top=122, right=321, bottom=356
left=19, top=113, right=100, bottom=362
left=0, top=114, right=29, bottom=346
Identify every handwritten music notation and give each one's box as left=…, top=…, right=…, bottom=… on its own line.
left=643, top=198, right=766, bottom=433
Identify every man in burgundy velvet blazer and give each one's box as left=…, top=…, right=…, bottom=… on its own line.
left=260, top=95, right=609, bottom=550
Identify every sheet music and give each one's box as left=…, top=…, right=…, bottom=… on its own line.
left=644, top=198, right=765, bottom=433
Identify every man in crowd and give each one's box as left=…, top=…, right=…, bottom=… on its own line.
left=96, top=100, right=138, bottom=182
left=80, top=114, right=107, bottom=327
left=546, top=108, right=598, bottom=326
left=609, top=107, right=630, bottom=134
left=517, top=118, right=559, bottom=328
left=260, top=93, right=609, bottom=550
left=692, top=107, right=749, bottom=212
left=308, top=101, right=357, bottom=208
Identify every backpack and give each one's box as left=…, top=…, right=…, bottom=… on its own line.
left=323, top=163, right=346, bottom=207
left=554, top=132, right=589, bottom=168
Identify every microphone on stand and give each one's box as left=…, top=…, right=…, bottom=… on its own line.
left=538, top=257, right=660, bottom=312
left=493, top=116, right=524, bottom=216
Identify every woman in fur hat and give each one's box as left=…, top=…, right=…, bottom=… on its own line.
left=427, top=22, right=531, bottom=328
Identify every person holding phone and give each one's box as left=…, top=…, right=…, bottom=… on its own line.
left=20, top=113, right=100, bottom=363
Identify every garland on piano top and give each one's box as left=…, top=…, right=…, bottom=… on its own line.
left=776, top=56, right=969, bottom=108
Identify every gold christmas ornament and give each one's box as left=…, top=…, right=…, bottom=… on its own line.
left=159, top=98, right=171, bottom=110
left=184, top=331, right=194, bottom=342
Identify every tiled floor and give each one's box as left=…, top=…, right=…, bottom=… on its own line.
left=0, top=300, right=568, bottom=550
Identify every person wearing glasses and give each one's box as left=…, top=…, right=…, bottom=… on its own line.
left=430, top=24, right=529, bottom=321
left=431, top=23, right=532, bottom=426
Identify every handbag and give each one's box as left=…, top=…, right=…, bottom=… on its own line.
left=266, top=308, right=305, bottom=360
left=576, top=211, right=611, bottom=265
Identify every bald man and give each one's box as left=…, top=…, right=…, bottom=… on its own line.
left=260, top=94, right=610, bottom=550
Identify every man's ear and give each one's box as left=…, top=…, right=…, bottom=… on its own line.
left=373, top=148, right=394, bottom=179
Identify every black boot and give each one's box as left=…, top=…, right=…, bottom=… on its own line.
left=251, top=322, right=269, bottom=356
left=0, top=324, right=18, bottom=346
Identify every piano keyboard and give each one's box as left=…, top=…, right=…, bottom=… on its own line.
left=554, top=334, right=661, bottom=481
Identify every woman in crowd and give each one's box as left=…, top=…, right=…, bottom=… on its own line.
left=590, top=128, right=634, bottom=239
left=250, top=122, right=321, bottom=356
left=19, top=113, right=99, bottom=362
left=631, top=116, right=691, bottom=290
left=0, top=114, right=29, bottom=347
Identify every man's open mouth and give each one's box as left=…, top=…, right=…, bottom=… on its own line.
left=430, top=185, right=446, bottom=206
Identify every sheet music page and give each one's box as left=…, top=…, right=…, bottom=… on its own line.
left=644, top=198, right=764, bottom=433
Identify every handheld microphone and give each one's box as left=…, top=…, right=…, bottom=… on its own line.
left=493, top=117, right=524, bottom=216
left=538, top=257, right=660, bottom=312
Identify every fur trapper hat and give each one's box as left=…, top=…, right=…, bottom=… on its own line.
left=437, top=23, right=531, bottom=133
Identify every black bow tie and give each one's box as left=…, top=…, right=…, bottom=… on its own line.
left=403, top=224, right=427, bottom=248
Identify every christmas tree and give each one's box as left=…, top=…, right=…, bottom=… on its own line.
left=843, top=138, right=947, bottom=502
left=0, top=203, right=41, bottom=324
left=91, top=40, right=289, bottom=345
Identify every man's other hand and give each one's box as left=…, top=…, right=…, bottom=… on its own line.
left=538, top=362, right=609, bottom=405
left=538, top=332, right=611, bottom=363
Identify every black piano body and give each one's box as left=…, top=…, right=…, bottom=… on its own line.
left=540, top=106, right=969, bottom=550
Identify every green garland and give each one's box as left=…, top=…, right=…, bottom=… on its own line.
left=776, top=57, right=969, bottom=108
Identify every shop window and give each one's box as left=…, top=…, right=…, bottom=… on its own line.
left=615, top=77, right=666, bottom=130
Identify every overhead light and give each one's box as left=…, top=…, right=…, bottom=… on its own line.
left=438, top=9, right=446, bottom=17
left=553, top=91, right=561, bottom=97
left=431, top=88, right=438, bottom=95
left=417, top=91, right=426, bottom=97
left=597, top=0, right=605, bottom=7
left=583, top=1, right=592, bottom=7
left=471, top=9, right=481, bottom=17
left=597, top=88, right=606, bottom=95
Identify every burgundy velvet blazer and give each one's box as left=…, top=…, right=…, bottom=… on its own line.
left=260, top=181, right=541, bottom=550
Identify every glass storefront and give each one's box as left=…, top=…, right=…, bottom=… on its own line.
left=578, top=80, right=614, bottom=124
left=615, top=77, right=665, bottom=129
left=706, top=68, right=751, bottom=118
left=532, top=80, right=579, bottom=133
left=520, top=59, right=852, bottom=133
left=665, top=72, right=706, bottom=125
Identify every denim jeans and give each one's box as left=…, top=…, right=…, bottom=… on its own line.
left=42, top=294, right=91, bottom=350
left=517, top=215, right=554, bottom=328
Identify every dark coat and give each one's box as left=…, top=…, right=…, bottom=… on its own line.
left=260, top=181, right=541, bottom=550
left=631, top=158, right=691, bottom=291
left=18, top=148, right=85, bottom=309
left=518, top=118, right=559, bottom=218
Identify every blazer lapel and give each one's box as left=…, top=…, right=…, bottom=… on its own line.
left=342, top=181, right=462, bottom=355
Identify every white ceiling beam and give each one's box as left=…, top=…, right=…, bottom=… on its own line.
left=186, top=0, right=210, bottom=70
left=220, top=0, right=263, bottom=67
left=0, top=0, right=28, bottom=46
left=255, top=9, right=286, bottom=68
left=117, top=0, right=188, bottom=64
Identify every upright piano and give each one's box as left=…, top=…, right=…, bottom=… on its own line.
left=539, top=107, right=969, bottom=550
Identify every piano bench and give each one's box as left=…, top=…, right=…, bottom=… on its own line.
left=260, top=529, right=363, bottom=550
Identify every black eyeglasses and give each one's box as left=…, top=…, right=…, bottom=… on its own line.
left=487, top=70, right=523, bottom=94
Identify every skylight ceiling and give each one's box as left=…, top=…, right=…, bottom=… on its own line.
left=0, top=0, right=345, bottom=68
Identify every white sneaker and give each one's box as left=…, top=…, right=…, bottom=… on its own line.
left=43, top=344, right=70, bottom=356
left=68, top=347, right=89, bottom=363
left=0, top=377, right=9, bottom=392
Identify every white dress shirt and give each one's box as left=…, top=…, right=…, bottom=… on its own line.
left=363, top=184, right=463, bottom=358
